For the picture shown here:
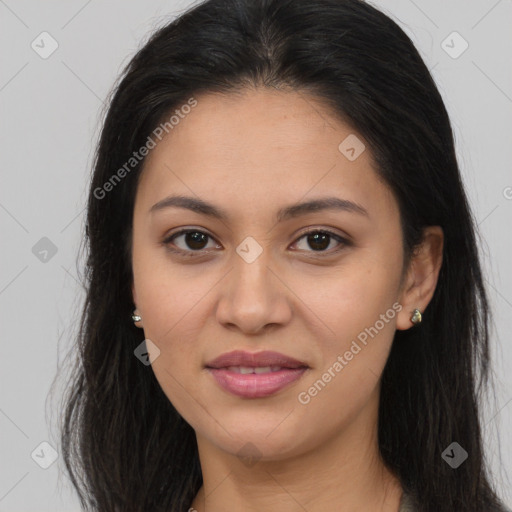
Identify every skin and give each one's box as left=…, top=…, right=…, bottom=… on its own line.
left=131, top=87, right=443, bottom=512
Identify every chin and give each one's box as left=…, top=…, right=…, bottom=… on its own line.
left=197, top=417, right=316, bottom=461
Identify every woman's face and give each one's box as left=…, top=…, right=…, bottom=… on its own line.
left=131, top=87, right=414, bottom=461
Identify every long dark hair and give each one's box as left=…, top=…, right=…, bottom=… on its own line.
left=59, top=0, right=509, bottom=510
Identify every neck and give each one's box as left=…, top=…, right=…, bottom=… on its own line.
left=189, top=389, right=403, bottom=512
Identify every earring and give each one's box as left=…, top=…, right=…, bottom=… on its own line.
left=410, top=308, right=422, bottom=325
left=132, top=312, right=142, bottom=323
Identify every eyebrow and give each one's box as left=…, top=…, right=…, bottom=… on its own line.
left=149, top=194, right=369, bottom=222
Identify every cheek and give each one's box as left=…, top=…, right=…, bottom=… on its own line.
left=131, top=261, right=208, bottom=407
left=133, top=242, right=213, bottom=339
left=289, top=253, right=401, bottom=340
left=134, top=267, right=210, bottom=410
left=295, top=279, right=398, bottom=430
left=286, top=251, right=401, bottom=397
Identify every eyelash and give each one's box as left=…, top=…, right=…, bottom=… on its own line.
left=162, top=228, right=351, bottom=258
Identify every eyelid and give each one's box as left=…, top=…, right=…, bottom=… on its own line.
left=162, top=227, right=220, bottom=255
left=162, top=227, right=351, bottom=256
left=290, top=228, right=351, bottom=255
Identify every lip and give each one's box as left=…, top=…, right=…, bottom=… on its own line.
left=205, top=350, right=308, bottom=369
left=205, top=350, right=309, bottom=399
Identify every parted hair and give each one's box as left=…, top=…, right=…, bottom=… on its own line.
left=60, top=0, right=508, bottom=510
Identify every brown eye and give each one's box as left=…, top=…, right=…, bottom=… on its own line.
left=164, top=230, right=220, bottom=253
left=293, top=230, right=349, bottom=253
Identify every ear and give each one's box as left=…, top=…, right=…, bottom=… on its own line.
left=396, top=226, right=444, bottom=330
left=131, top=283, right=144, bottom=329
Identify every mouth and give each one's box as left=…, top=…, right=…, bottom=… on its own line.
left=205, top=349, right=308, bottom=370
left=205, top=350, right=309, bottom=398
left=221, top=365, right=292, bottom=374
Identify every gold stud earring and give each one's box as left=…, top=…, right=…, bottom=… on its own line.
left=410, top=308, right=422, bottom=325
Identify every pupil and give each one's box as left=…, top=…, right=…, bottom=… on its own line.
left=186, top=232, right=207, bottom=250
left=182, top=232, right=331, bottom=251
left=308, top=233, right=329, bottom=251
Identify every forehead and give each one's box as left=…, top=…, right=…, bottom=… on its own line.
left=135, top=88, right=397, bottom=222
left=144, top=88, right=362, bottom=169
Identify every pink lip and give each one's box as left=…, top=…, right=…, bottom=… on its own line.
left=207, top=367, right=308, bottom=398
left=205, top=350, right=309, bottom=399
left=205, top=350, right=307, bottom=369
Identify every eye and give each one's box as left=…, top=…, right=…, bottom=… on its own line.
left=162, top=228, right=350, bottom=257
left=291, top=229, right=349, bottom=254
left=163, top=229, right=221, bottom=255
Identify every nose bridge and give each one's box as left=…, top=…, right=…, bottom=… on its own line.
left=216, top=237, right=291, bottom=332
left=230, top=237, right=275, bottom=303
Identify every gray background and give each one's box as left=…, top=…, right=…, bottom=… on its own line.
left=1, top=0, right=511, bottom=510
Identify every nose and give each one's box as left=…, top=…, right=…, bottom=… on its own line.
left=215, top=247, right=293, bottom=335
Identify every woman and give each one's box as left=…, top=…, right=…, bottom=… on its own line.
left=60, top=0, right=510, bottom=510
